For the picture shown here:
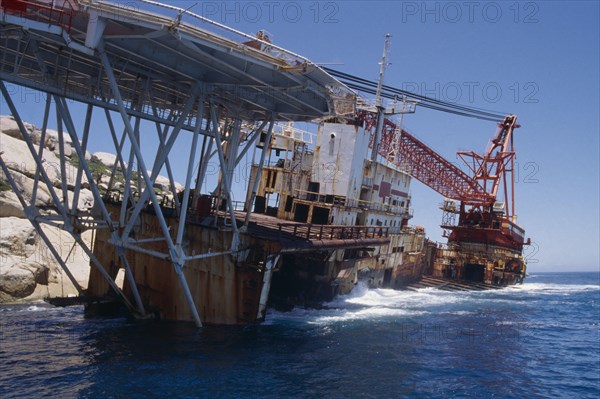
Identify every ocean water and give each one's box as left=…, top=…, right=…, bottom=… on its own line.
left=1, top=272, right=598, bottom=399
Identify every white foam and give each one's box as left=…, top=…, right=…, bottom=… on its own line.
left=310, top=307, right=426, bottom=325
left=267, top=284, right=477, bottom=325
left=266, top=279, right=599, bottom=326
left=507, top=282, right=600, bottom=295
left=24, top=305, right=47, bottom=312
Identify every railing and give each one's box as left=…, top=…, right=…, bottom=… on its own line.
left=277, top=223, right=391, bottom=241
left=103, top=188, right=179, bottom=209
left=292, top=188, right=412, bottom=217
left=271, top=123, right=316, bottom=145
left=110, top=0, right=314, bottom=67
left=1, top=0, right=74, bottom=33
left=278, top=224, right=425, bottom=241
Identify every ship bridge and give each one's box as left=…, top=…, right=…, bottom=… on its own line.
left=0, top=0, right=355, bottom=326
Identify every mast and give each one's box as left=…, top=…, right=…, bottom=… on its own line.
left=371, top=33, right=392, bottom=162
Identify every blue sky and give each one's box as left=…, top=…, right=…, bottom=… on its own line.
left=1, top=1, right=598, bottom=272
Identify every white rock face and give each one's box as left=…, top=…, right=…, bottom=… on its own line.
left=1, top=168, right=53, bottom=207
left=0, top=217, right=37, bottom=258
left=44, top=127, right=74, bottom=144
left=0, top=258, right=47, bottom=301
left=0, top=191, right=25, bottom=218
left=0, top=130, right=62, bottom=181
left=0, top=116, right=40, bottom=143
left=0, top=116, right=20, bottom=138
left=91, top=152, right=117, bottom=168
left=1, top=128, right=88, bottom=192
left=153, top=173, right=184, bottom=193
left=1, top=116, right=185, bottom=303
left=0, top=224, right=91, bottom=302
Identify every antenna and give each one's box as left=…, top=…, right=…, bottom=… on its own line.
left=375, top=33, right=392, bottom=108
left=371, top=33, right=392, bottom=161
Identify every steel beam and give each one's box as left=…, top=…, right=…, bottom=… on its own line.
left=210, top=103, right=240, bottom=251
left=53, top=95, right=147, bottom=316
left=192, top=131, right=214, bottom=204
left=98, top=48, right=202, bottom=327
left=104, top=110, right=131, bottom=195
left=175, top=96, right=205, bottom=249
left=256, top=254, right=280, bottom=321
left=243, top=118, right=275, bottom=227
left=55, top=109, right=70, bottom=212
left=120, top=86, right=198, bottom=242
left=234, top=120, right=268, bottom=167
left=70, top=104, right=94, bottom=214
left=149, top=106, right=181, bottom=217
left=31, top=95, right=52, bottom=207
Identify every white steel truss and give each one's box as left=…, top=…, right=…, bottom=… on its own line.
left=0, top=0, right=350, bottom=326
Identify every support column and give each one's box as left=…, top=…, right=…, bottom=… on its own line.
left=53, top=95, right=147, bottom=316
left=176, top=95, right=205, bottom=247
left=31, top=95, right=52, bottom=206
left=256, top=254, right=280, bottom=321
left=98, top=48, right=202, bottom=327
left=243, top=118, right=275, bottom=227
left=210, top=103, right=241, bottom=251
left=0, top=84, right=137, bottom=313
left=71, top=104, right=94, bottom=213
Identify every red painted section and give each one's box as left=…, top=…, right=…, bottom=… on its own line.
left=1, top=0, right=27, bottom=12
left=379, top=181, right=391, bottom=198
left=447, top=225, right=524, bottom=251
left=391, top=189, right=408, bottom=197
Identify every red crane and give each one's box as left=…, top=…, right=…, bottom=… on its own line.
left=357, top=110, right=525, bottom=251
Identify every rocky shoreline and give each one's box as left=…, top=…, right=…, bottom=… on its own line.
left=0, top=115, right=180, bottom=303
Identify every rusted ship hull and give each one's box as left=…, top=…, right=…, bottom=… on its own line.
left=87, top=204, right=424, bottom=323
left=88, top=205, right=281, bottom=324
left=431, top=243, right=526, bottom=287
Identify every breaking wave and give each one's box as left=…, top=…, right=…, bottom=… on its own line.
left=509, top=282, right=600, bottom=294
left=267, top=283, right=480, bottom=325
left=266, top=276, right=599, bottom=326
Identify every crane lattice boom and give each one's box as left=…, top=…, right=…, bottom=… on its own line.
left=357, top=110, right=519, bottom=211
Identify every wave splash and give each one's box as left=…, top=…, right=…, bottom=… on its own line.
left=266, top=278, right=599, bottom=325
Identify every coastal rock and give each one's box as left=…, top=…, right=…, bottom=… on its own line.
left=1, top=130, right=88, bottom=192
left=0, top=217, right=37, bottom=258
left=44, top=127, right=74, bottom=144
left=1, top=115, right=44, bottom=145
left=91, top=152, right=117, bottom=168
left=151, top=174, right=184, bottom=192
left=153, top=174, right=170, bottom=192
left=53, top=140, right=73, bottom=159
left=0, top=222, right=92, bottom=303
left=0, top=115, right=20, bottom=138
left=0, top=191, right=25, bottom=218
left=0, top=259, right=48, bottom=300
left=0, top=131, right=62, bottom=182
left=1, top=117, right=185, bottom=303
left=69, top=188, right=95, bottom=211
left=43, top=128, right=75, bottom=155
left=0, top=168, right=52, bottom=207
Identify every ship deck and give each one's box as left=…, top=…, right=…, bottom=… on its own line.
left=200, top=210, right=393, bottom=252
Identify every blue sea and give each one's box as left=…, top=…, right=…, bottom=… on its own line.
left=1, top=272, right=599, bottom=398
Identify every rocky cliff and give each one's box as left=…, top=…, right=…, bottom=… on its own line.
left=0, top=115, right=180, bottom=303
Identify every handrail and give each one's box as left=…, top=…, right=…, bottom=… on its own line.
left=1, top=0, right=74, bottom=33
left=292, top=188, right=412, bottom=217
left=277, top=223, right=391, bottom=241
